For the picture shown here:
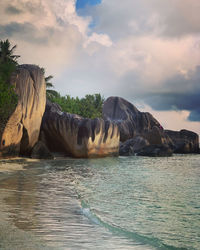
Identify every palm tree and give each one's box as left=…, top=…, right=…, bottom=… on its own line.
left=0, top=39, right=20, bottom=65
left=40, top=67, right=59, bottom=100
left=0, top=39, right=20, bottom=82
left=45, top=75, right=54, bottom=88
left=0, top=40, right=18, bottom=122
left=41, top=67, right=54, bottom=88
left=45, top=75, right=60, bottom=100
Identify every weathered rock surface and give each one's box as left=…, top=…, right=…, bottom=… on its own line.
left=136, top=144, right=173, bottom=157
left=103, top=96, right=162, bottom=142
left=31, top=141, right=53, bottom=159
left=40, top=101, right=120, bottom=158
left=103, top=96, right=199, bottom=156
left=142, top=126, right=173, bottom=147
left=103, top=96, right=173, bottom=147
left=119, top=136, right=149, bottom=156
left=0, top=64, right=46, bottom=158
left=165, top=129, right=199, bottom=153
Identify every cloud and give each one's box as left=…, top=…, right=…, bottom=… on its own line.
left=77, top=0, right=200, bottom=122
left=152, top=0, right=200, bottom=37
left=141, top=66, right=200, bottom=121
left=1, top=0, right=200, bottom=132
left=87, top=0, right=200, bottom=39
left=5, top=5, right=23, bottom=15
left=0, top=0, right=111, bottom=74
left=0, top=22, right=48, bottom=44
left=84, top=33, right=112, bottom=48
left=188, top=110, right=200, bottom=121
left=140, top=106, right=200, bottom=135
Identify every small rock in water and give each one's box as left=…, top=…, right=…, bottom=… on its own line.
left=136, top=144, right=173, bottom=157
left=119, top=136, right=149, bottom=156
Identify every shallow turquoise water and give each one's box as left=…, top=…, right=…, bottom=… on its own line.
left=76, top=155, right=200, bottom=249
left=0, top=155, right=199, bottom=249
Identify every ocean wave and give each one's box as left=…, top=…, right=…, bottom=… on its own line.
left=80, top=200, right=189, bottom=250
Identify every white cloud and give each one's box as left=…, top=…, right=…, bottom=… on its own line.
left=84, top=33, right=112, bottom=48
left=108, top=35, right=200, bottom=86
left=91, top=0, right=200, bottom=39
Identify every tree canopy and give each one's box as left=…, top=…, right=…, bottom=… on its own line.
left=0, top=39, right=20, bottom=64
left=48, top=93, right=105, bottom=119
left=0, top=39, right=18, bottom=126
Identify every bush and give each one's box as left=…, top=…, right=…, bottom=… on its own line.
left=49, top=93, right=104, bottom=119
left=0, top=39, right=18, bottom=131
left=0, top=77, right=18, bottom=122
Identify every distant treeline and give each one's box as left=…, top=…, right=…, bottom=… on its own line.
left=0, top=39, right=104, bottom=122
left=48, top=92, right=105, bottom=119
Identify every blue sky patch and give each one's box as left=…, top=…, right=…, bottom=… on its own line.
left=76, top=0, right=101, bottom=10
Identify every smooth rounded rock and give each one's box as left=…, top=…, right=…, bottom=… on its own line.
left=136, top=144, right=173, bottom=157
left=119, top=136, right=150, bottom=156
left=165, top=129, right=199, bottom=153
left=0, top=65, right=46, bottom=158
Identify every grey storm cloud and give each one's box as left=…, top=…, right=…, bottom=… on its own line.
left=0, top=1, right=50, bottom=44
left=0, top=1, right=80, bottom=45
left=124, top=65, right=200, bottom=121
left=5, top=5, right=23, bottom=15
left=5, top=1, right=45, bottom=15
left=145, top=92, right=200, bottom=121
left=0, top=22, right=51, bottom=44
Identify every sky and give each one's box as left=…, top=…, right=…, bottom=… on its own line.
left=0, top=0, right=200, bottom=135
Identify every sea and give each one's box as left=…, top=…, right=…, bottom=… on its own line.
left=0, top=154, right=199, bottom=250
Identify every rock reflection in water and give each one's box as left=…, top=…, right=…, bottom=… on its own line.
left=0, top=159, right=143, bottom=250
left=1, top=168, right=40, bottom=231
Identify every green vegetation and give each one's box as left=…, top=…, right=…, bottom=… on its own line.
left=0, top=79, right=18, bottom=122
left=48, top=93, right=105, bottom=119
left=41, top=67, right=57, bottom=100
left=42, top=68, right=105, bottom=119
left=0, top=39, right=18, bottom=126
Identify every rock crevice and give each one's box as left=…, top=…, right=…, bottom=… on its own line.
left=0, top=64, right=46, bottom=158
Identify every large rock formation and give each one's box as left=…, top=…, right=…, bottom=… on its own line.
left=165, top=129, right=199, bottom=154
left=103, top=96, right=199, bottom=156
left=103, top=96, right=161, bottom=142
left=0, top=65, right=46, bottom=158
left=40, top=101, right=120, bottom=158
left=103, top=96, right=172, bottom=144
